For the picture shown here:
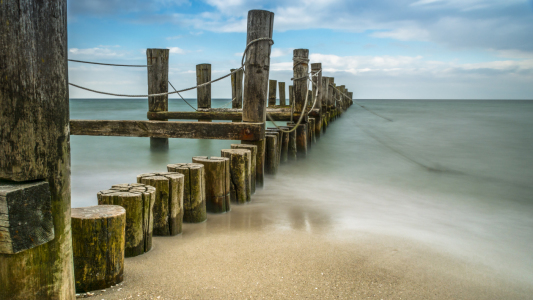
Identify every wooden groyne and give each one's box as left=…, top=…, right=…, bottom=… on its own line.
left=0, top=4, right=353, bottom=299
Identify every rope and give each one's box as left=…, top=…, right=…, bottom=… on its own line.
left=241, top=37, right=274, bottom=73
left=168, top=81, right=197, bottom=111
left=68, top=59, right=150, bottom=67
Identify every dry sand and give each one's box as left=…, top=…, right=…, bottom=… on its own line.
left=89, top=190, right=532, bottom=300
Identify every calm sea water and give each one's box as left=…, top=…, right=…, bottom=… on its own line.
left=70, top=99, right=533, bottom=283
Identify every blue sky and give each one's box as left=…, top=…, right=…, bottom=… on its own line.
left=67, top=0, right=533, bottom=99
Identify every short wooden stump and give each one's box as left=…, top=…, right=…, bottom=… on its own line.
left=285, top=124, right=298, bottom=161
left=230, top=144, right=258, bottom=194
left=265, top=134, right=278, bottom=175
left=221, top=149, right=252, bottom=204
left=166, top=163, right=207, bottom=223
left=97, top=183, right=155, bottom=257
left=72, top=205, right=126, bottom=293
left=192, top=156, right=231, bottom=213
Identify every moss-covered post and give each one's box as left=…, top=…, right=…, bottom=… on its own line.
left=311, top=63, right=322, bottom=139
left=0, top=1, right=75, bottom=298
left=293, top=49, right=309, bottom=158
left=147, top=48, right=170, bottom=150
left=241, top=10, right=274, bottom=189
left=196, top=63, right=212, bottom=122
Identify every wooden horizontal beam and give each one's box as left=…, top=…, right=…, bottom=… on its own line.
left=148, top=109, right=320, bottom=121
left=70, top=120, right=264, bottom=141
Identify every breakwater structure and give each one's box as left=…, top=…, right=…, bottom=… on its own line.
left=1, top=2, right=353, bottom=299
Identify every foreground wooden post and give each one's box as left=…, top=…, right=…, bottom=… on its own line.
left=231, top=144, right=258, bottom=194
left=197, top=63, right=212, bottom=122
left=311, top=63, right=322, bottom=139
left=293, top=49, right=309, bottom=158
left=241, top=10, right=274, bottom=190
left=289, top=85, right=294, bottom=106
left=268, top=79, right=277, bottom=107
left=192, top=157, right=231, bottom=213
left=231, top=68, right=244, bottom=109
left=97, top=183, right=156, bottom=257
left=166, top=164, right=207, bottom=223
left=136, top=172, right=185, bottom=235
left=221, top=149, right=252, bottom=203
left=0, top=1, right=75, bottom=297
left=72, top=206, right=125, bottom=293
left=321, top=76, right=329, bottom=132
left=147, top=48, right=170, bottom=150
left=279, top=82, right=286, bottom=106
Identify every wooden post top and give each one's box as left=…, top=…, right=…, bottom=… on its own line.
left=71, top=205, right=126, bottom=220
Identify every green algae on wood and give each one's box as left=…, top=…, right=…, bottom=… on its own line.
left=72, top=205, right=126, bottom=293
left=166, top=164, right=207, bottom=223
left=265, top=134, right=278, bottom=175
left=231, top=144, right=258, bottom=194
left=192, top=156, right=231, bottom=213
left=220, top=149, right=252, bottom=204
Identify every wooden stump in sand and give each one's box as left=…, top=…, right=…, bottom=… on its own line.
left=72, top=205, right=126, bottom=293
left=136, top=172, right=185, bottom=234
left=220, top=149, right=252, bottom=204
left=231, top=144, right=258, bottom=194
left=265, top=134, right=278, bottom=175
left=191, top=157, right=231, bottom=213
left=166, top=164, right=207, bottom=223
left=97, top=183, right=156, bottom=257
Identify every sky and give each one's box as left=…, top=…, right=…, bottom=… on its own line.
left=67, top=0, right=533, bottom=99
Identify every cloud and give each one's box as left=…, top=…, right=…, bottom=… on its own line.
left=69, top=47, right=124, bottom=58
left=271, top=48, right=294, bottom=58
left=68, top=0, right=190, bottom=16
left=168, top=47, right=187, bottom=54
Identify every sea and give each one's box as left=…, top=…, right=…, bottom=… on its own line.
left=70, top=99, right=533, bottom=284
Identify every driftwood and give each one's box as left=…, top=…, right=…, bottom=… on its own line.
left=97, top=183, right=156, bottom=256
left=0, top=180, right=54, bottom=254
left=70, top=120, right=264, bottom=141
left=72, top=205, right=126, bottom=293
left=231, top=144, right=258, bottom=194
left=166, top=164, right=207, bottom=223
left=220, top=149, right=252, bottom=204
left=136, top=173, right=185, bottom=235
left=192, top=157, right=231, bottom=213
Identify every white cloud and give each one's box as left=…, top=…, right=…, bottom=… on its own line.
left=69, top=47, right=123, bottom=58
left=168, top=47, right=187, bottom=54
left=271, top=48, right=294, bottom=58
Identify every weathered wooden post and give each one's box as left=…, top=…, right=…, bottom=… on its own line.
left=293, top=49, right=309, bottom=158
left=286, top=124, right=298, bottom=160
left=289, top=85, right=294, bottom=106
left=147, top=48, right=170, bottom=150
left=321, top=76, right=329, bottom=132
left=192, top=157, right=231, bottom=213
left=268, top=79, right=277, bottom=107
left=279, top=82, right=286, bottom=106
left=197, top=63, right=212, bottom=121
left=165, top=164, right=207, bottom=223
left=349, top=92, right=354, bottom=107
left=279, top=127, right=290, bottom=163
left=328, top=77, right=335, bottom=121
left=221, top=149, right=252, bottom=203
left=308, top=118, right=316, bottom=144
left=311, top=63, right=322, bottom=139
left=241, top=10, right=274, bottom=190
left=231, top=68, right=244, bottom=110
left=266, top=129, right=281, bottom=166
left=231, top=144, right=258, bottom=194
left=340, top=85, right=346, bottom=115
left=0, top=1, right=75, bottom=298
left=265, top=134, right=278, bottom=175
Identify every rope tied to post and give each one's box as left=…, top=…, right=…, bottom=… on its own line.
left=68, top=59, right=151, bottom=67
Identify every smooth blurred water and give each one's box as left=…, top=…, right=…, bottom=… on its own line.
left=70, top=99, right=533, bottom=284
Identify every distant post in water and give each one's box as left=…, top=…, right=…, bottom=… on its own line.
left=147, top=48, right=170, bottom=150
left=242, top=9, right=275, bottom=189
left=231, top=68, right=244, bottom=109
left=268, top=79, right=277, bottom=107
left=328, top=77, right=335, bottom=120
left=311, top=63, right=322, bottom=139
left=289, top=85, right=294, bottom=106
left=321, top=76, right=329, bottom=132
left=197, top=63, right=212, bottom=122
left=279, top=82, right=286, bottom=106
left=293, top=49, right=309, bottom=158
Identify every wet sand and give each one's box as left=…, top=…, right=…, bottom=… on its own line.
left=95, top=188, right=533, bottom=300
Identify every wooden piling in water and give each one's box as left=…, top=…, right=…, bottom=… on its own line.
left=221, top=149, right=252, bottom=203
left=322, top=76, right=329, bottom=132
left=166, top=164, right=207, bottom=223
left=279, top=127, right=290, bottom=163
left=147, top=48, right=170, bottom=150
left=231, top=144, right=258, bottom=194
left=97, top=183, right=156, bottom=257
left=72, top=205, right=126, bottom=293
left=311, top=63, right=323, bottom=139
left=0, top=1, right=75, bottom=296
left=308, top=118, right=316, bottom=144
left=197, top=63, right=212, bottom=122
left=136, top=172, right=185, bottom=234
left=289, top=85, right=294, bottom=106
left=231, top=68, right=244, bottom=110
left=293, top=49, right=309, bottom=158
left=279, top=82, right=286, bottom=106
left=265, top=135, right=278, bottom=175
left=328, top=77, right=335, bottom=122
left=286, top=124, right=298, bottom=160
left=269, top=79, right=277, bottom=107
left=241, top=10, right=274, bottom=190
left=192, top=157, right=231, bottom=213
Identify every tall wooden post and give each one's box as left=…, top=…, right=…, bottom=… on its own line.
left=231, top=68, right=243, bottom=109
left=197, top=63, right=212, bottom=122
left=147, top=49, right=170, bottom=150
left=289, top=85, right=294, bottom=106
left=293, top=49, right=309, bottom=158
left=328, top=77, right=335, bottom=120
left=0, top=0, right=75, bottom=298
left=242, top=10, right=274, bottom=189
left=279, top=82, right=286, bottom=106
left=321, top=76, right=329, bottom=132
left=311, top=63, right=322, bottom=139
left=340, top=85, right=346, bottom=114
left=268, top=79, right=277, bottom=107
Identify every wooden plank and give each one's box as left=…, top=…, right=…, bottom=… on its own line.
left=148, top=110, right=321, bottom=121
left=70, top=120, right=265, bottom=141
